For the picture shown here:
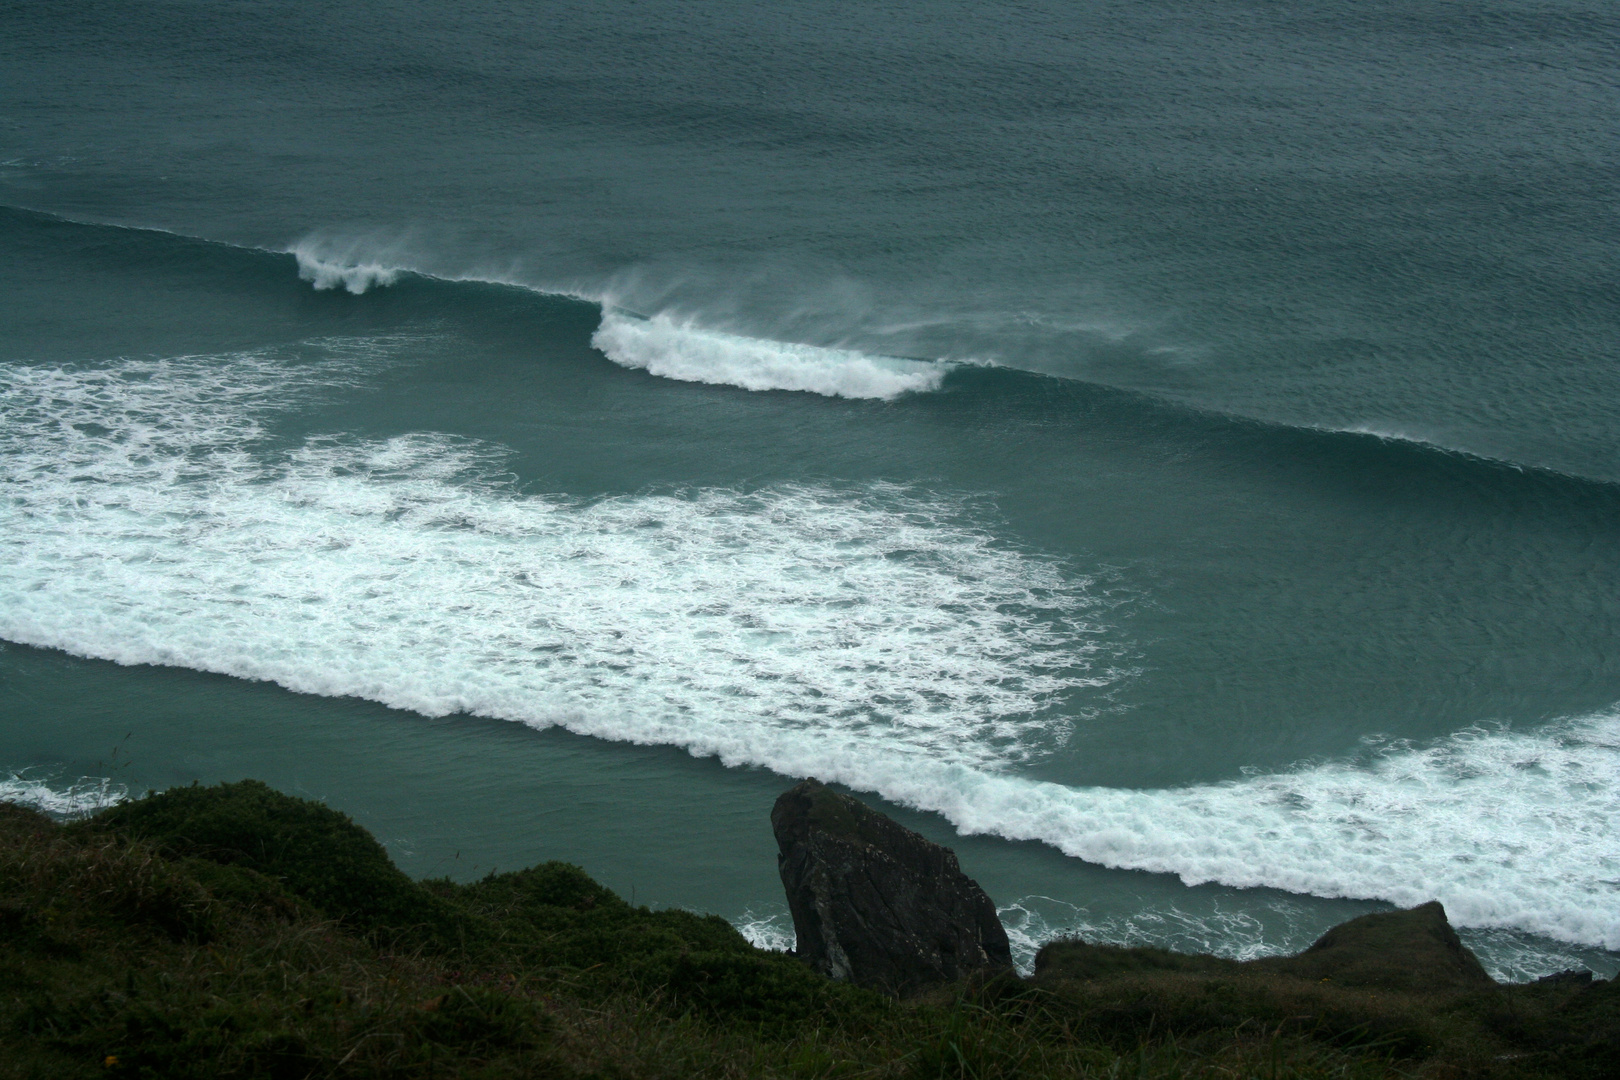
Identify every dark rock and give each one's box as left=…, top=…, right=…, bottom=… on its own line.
left=772, top=779, right=1012, bottom=993
left=1037, top=902, right=1497, bottom=995
left=1252, top=901, right=1496, bottom=992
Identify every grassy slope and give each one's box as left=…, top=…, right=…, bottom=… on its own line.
left=1, top=781, right=1614, bottom=1079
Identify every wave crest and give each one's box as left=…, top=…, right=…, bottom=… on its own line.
left=291, top=241, right=403, bottom=294
left=592, top=311, right=948, bottom=400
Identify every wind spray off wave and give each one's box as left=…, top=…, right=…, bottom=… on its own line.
left=291, top=240, right=403, bottom=294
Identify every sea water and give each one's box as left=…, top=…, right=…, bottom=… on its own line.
left=2, top=0, right=1617, bottom=980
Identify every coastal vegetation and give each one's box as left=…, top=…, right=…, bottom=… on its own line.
left=2, top=781, right=1613, bottom=1079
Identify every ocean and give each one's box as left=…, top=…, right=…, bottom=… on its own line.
left=2, top=0, right=1617, bottom=980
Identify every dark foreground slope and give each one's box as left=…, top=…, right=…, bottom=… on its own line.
left=1, top=782, right=1614, bottom=1079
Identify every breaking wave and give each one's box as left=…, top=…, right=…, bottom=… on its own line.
left=2, top=343, right=1616, bottom=957
left=291, top=240, right=403, bottom=294
left=592, top=310, right=949, bottom=400
left=282, top=229, right=947, bottom=399
left=0, top=770, right=127, bottom=819
left=879, top=715, right=1620, bottom=952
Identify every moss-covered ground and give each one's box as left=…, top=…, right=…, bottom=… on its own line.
left=1, top=781, right=1614, bottom=1079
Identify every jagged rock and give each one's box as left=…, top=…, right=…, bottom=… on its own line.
left=1253, top=901, right=1496, bottom=992
left=772, top=779, right=1012, bottom=993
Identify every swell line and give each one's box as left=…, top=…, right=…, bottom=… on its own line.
left=6, top=202, right=1620, bottom=488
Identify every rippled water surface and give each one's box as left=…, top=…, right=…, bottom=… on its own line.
left=3, top=0, right=1617, bottom=979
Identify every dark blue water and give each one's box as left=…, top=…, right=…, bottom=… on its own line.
left=2, top=0, right=1617, bottom=979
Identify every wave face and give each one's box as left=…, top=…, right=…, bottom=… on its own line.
left=2, top=344, right=1616, bottom=955
left=592, top=311, right=948, bottom=399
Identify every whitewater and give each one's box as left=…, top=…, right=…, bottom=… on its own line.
left=3, top=339, right=1614, bottom=957
left=294, top=242, right=951, bottom=401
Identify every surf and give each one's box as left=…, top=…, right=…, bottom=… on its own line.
left=591, top=309, right=949, bottom=400
left=2, top=342, right=1617, bottom=960
left=0, top=345, right=1119, bottom=772
left=7, top=204, right=1620, bottom=491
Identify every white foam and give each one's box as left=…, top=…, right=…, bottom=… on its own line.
left=879, top=716, right=1620, bottom=952
left=282, top=238, right=945, bottom=397
left=291, top=240, right=403, bottom=294
left=1455, top=927, right=1619, bottom=984
left=592, top=311, right=947, bottom=400
left=733, top=907, right=797, bottom=953
left=0, top=348, right=1113, bottom=782
left=0, top=771, right=126, bottom=819
left=4, top=349, right=1617, bottom=957
left=997, top=895, right=1308, bottom=975
left=995, top=894, right=1620, bottom=983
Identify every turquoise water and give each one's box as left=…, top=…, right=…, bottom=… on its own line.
left=3, top=1, right=1617, bottom=980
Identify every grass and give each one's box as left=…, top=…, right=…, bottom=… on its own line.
left=1, top=781, right=1614, bottom=1079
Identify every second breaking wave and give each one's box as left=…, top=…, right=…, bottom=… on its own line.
left=292, top=234, right=948, bottom=401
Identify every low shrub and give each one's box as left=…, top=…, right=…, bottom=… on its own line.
left=2, top=782, right=1614, bottom=1079
left=76, top=780, right=462, bottom=944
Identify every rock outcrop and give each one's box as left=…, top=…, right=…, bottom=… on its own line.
left=1036, top=900, right=1498, bottom=994
left=1253, top=901, right=1496, bottom=992
left=772, top=779, right=1012, bottom=993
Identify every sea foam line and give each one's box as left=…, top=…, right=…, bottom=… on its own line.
left=679, top=719, right=1620, bottom=952
left=2, top=348, right=1616, bottom=954
left=857, top=717, right=1620, bottom=952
